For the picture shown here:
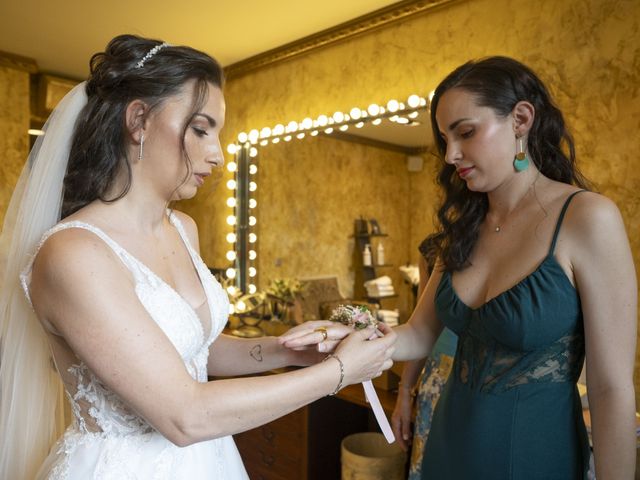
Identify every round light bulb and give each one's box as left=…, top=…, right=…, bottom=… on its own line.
left=387, top=99, right=399, bottom=112
left=249, top=267, right=257, bottom=277
left=226, top=250, right=237, bottom=261
left=249, top=250, right=257, bottom=260
left=273, top=124, right=285, bottom=136
left=286, top=121, right=298, bottom=133
left=236, top=300, right=246, bottom=311
left=226, top=215, right=237, bottom=226
left=317, top=115, right=329, bottom=127
left=249, top=164, right=258, bottom=175
left=302, top=117, right=313, bottom=129
left=227, top=162, right=237, bottom=172
left=227, top=144, right=238, bottom=155
left=272, top=137, right=280, bottom=144
left=372, top=118, right=382, bottom=125
left=260, top=127, right=271, bottom=138
left=296, top=132, right=305, bottom=139
left=350, top=107, right=362, bottom=120
left=259, top=140, right=268, bottom=146
left=324, top=127, right=334, bottom=134
left=284, top=135, right=292, bottom=142
left=249, top=233, right=257, bottom=243
left=310, top=130, right=319, bottom=136
left=237, top=132, right=248, bottom=143
left=226, top=232, right=236, bottom=243
left=333, top=111, right=345, bottom=123
left=227, top=285, right=237, bottom=296
left=248, top=284, right=257, bottom=294
left=226, top=268, right=236, bottom=279
left=407, top=94, right=421, bottom=108
left=248, top=129, right=259, bottom=143
left=355, top=122, right=364, bottom=128
left=226, top=179, right=237, bottom=190
left=249, top=198, right=257, bottom=209
left=249, top=182, right=257, bottom=192
left=339, top=125, right=348, bottom=131
left=250, top=147, right=258, bottom=157
left=226, top=197, right=236, bottom=208
left=367, top=104, right=380, bottom=116
left=249, top=216, right=257, bottom=226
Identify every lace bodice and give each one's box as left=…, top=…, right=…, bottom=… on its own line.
left=21, top=213, right=230, bottom=437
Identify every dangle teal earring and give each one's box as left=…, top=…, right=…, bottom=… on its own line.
left=513, top=136, right=529, bottom=172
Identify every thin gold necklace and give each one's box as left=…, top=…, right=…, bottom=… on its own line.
left=492, top=173, right=540, bottom=233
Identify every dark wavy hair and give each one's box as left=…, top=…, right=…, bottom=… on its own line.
left=426, top=56, right=590, bottom=272
left=61, top=34, right=224, bottom=218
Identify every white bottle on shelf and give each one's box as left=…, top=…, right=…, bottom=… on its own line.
left=376, top=242, right=385, bottom=265
left=363, top=244, right=372, bottom=266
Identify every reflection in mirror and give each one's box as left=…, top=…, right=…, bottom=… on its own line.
left=226, top=93, right=436, bottom=319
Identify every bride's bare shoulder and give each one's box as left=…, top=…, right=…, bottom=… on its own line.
left=32, top=226, right=125, bottom=290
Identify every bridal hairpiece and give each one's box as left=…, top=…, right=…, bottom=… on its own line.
left=136, top=42, right=170, bottom=69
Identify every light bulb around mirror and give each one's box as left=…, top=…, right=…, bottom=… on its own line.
left=249, top=233, right=257, bottom=243
left=272, top=137, right=280, bottom=144
left=249, top=250, right=257, bottom=260
left=339, top=125, right=349, bottom=131
left=226, top=215, right=237, bottom=226
left=260, top=127, right=271, bottom=138
left=317, top=115, right=329, bottom=127
left=249, top=164, right=258, bottom=175
left=349, top=107, right=362, bottom=120
left=250, top=147, right=258, bottom=157
left=273, top=124, right=285, bottom=135
left=248, top=284, right=257, bottom=294
left=249, top=267, right=257, bottom=277
left=284, top=135, right=292, bottom=142
left=367, top=104, right=380, bottom=116
left=226, top=268, right=236, bottom=279
left=407, top=94, right=421, bottom=108
left=226, top=197, right=236, bottom=208
left=287, top=121, right=298, bottom=133
left=226, top=285, right=237, bottom=296
left=248, top=129, right=259, bottom=143
left=226, top=232, right=236, bottom=243
left=387, top=99, right=399, bottom=112
left=226, top=251, right=237, bottom=261
left=237, top=132, right=248, bottom=143
left=227, top=162, right=237, bottom=172
left=372, top=118, right=382, bottom=125
left=227, top=144, right=238, bottom=155
left=302, top=117, right=313, bottom=129
left=249, top=198, right=257, bottom=209
left=332, top=111, right=344, bottom=123
left=249, top=216, right=257, bottom=226
left=226, top=179, right=237, bottom=190
left=249, top=182, right=257, bottom=192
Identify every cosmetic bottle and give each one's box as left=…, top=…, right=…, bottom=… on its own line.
left=377, top=242, right=385, bottom=265
left=363, top=244, right=372, bottom=266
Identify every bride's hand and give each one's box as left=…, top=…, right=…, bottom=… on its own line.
left=278, top=320, right=352, bottom=353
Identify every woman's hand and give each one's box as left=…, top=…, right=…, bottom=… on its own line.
left=278, top=320, right=353, bottom=353
left=391, top=386, right=414, bottom=451
left=333, top=323, right=396, bottom=385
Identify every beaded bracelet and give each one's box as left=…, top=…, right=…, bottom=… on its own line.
left=323, top=353, right=344, bottom=396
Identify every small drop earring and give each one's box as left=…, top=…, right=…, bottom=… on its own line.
left=138, top=132, right=145, bottom=162
left=514, top=136, right=529, bottom=172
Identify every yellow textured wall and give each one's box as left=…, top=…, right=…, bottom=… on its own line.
left=179, top=0, right=640, bottom=400
left=0, top=66, right=30, bottom=227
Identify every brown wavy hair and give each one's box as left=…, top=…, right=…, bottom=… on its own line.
left=62, top=34, right=223, bottom=218
left=426, top=56, right=590, bottom=271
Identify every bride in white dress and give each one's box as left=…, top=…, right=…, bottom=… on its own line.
left=0, top=34, right=396, bottom=479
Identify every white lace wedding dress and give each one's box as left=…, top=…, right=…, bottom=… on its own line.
left=21, top=213, right=248, bottom=479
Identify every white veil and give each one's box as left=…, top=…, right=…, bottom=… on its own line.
left=0, top=82, right=87, bottom=480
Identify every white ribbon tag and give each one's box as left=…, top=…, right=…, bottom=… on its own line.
left=362, top=380, right=395, bottom=443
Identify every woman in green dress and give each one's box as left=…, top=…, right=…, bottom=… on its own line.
left=282, top=56, right=636, bottom=479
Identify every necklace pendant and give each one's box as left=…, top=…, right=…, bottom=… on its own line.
left=495, top=226, right=501, bottom=233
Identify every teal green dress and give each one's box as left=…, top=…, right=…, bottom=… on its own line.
left=421, top=191, right=590, bottom=479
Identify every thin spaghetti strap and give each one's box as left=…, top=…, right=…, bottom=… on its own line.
left=548, top=190, right=588, bottom=255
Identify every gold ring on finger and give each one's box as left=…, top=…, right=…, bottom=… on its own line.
left=314, top=327, right=328, bottom=342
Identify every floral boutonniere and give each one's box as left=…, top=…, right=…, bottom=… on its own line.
left=329, top=304, right=378, bottom=330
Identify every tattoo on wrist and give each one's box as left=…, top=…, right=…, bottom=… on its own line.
left=250, top=344, right=263, bottom=362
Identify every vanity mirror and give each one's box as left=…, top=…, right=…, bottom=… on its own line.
left=223, top=92, right=437, bottom=309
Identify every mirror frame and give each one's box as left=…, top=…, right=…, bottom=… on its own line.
left=223, top=93, right=432, bottom=296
